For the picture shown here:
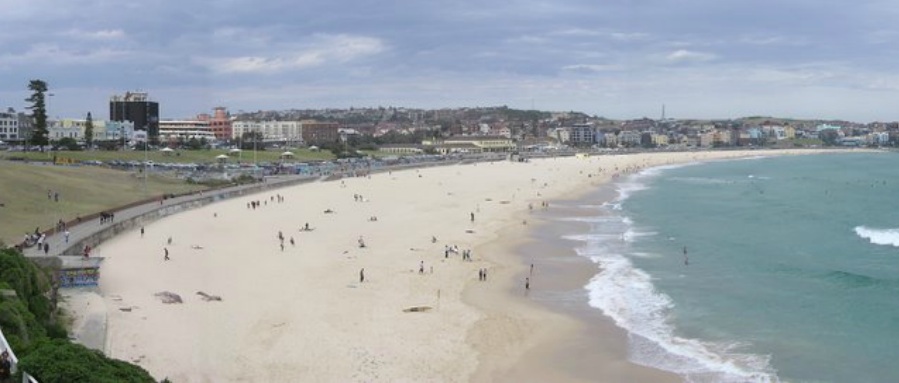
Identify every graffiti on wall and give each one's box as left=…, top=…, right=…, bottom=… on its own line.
left=59, top=268, right=100, bottom=287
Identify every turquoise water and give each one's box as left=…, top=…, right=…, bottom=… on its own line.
left=572, top=152, right=899, bottom=382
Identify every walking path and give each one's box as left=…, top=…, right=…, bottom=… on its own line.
left=22, top=174, right=317, bottom=258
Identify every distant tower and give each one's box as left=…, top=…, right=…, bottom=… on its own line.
left=661, top=104, right=666, bottom=121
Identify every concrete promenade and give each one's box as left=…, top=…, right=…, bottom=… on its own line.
left=22, top=173, right=319, bottom=259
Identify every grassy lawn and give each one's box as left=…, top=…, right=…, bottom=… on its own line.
left=0, top=148, right=336, bottom=164
left=0, top=161, right=208, bottom=245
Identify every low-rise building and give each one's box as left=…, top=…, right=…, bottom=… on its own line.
left=0, top=109, right=19, bottom=140
left=301, top=121, right=340, bottom=144
left=159, top=120, right=216, bottom=142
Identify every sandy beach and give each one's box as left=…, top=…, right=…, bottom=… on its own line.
left=86, top=149, right=835, bottom=382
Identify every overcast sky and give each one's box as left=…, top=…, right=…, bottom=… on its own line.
left=2, top=0, right=899, bottom=122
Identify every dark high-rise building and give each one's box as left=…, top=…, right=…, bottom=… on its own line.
left=109, top=92, right=159, bottom=140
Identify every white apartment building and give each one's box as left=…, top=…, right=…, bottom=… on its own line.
left=159, top=120, right=216, bottom=141
left=232, top=120, right=303, bottom=142
left=0, top=110, right=18, bottom=140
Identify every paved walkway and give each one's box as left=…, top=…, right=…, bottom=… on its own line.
left=23, top=174, right=317, bottom=258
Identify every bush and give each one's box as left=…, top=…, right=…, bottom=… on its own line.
left=17, top=339, right=155, bottom=383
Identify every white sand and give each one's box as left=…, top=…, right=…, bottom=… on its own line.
left=93, top=149, right=840, bottom=382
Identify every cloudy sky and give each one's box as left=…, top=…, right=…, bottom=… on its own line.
left=2, top=0, right=899, bottom=122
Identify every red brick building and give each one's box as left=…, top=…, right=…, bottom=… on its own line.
left=301, top=121, right=339, bottom=144
left=198, top=107, right=232, bottom=141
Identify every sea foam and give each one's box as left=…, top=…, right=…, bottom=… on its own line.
left=574, top=165, right=780, bottom=382
left=854, top=226, right=899, bottom=247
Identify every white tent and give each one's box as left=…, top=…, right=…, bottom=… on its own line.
left=229, top=148, right=242, bottom=153
left=160, top=147, right=174, bottom=156
left=308, top=146, right=319, bottom=151
left=215, top=154, right=229, bottom=162
left=280, top=151, right=295, bottom=158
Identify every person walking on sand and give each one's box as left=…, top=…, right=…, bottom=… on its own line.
left=167, top=236, right=172, bottom=245
left=419, top=261, right=425, bottom=274
left=141, top=226, right=145, bottom=238
left=164, top=247, right=170, bottom=261
left=360, top=268, right=365, bottom=283
left=470, top=212, right=475, bottom=222
left=525, top=277, right=530, bottom=291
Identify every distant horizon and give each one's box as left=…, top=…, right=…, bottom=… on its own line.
left=4, top=100, right=891, bottom=125
left=3, top=1, right=899, bottom=123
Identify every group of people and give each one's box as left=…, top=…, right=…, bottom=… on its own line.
left=99, top=211, right=115, bottom=224
left=22, top=227, right=44, bottom=248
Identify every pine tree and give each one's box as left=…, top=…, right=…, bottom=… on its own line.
left=84, top=112, right=94, bottom=149
left=26, top=79, right=49, bottom=148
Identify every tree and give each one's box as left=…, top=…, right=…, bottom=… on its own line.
left=84, top=112, right=94, bottom=149
left=26, top=80, right=49, bottom=148
left=54, top=137, right=80, bottom=151
left=819, top=129, right=839, bottom=146
left=240, top=131, right=263, bottom=150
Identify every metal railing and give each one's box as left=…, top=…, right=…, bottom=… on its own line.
left=0, top=325, right=39, bottom=383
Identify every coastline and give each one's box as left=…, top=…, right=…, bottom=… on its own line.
left=460, top=149, right=869, bottom=382
left=80, top=149, right=852, bottom=382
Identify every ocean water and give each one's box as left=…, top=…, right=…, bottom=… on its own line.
left=567, top=152, right=899, bottom=383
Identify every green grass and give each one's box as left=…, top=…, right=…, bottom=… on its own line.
left=0, top=161, right=208, bottom=245
left=0, top=148, right=336, bottom=164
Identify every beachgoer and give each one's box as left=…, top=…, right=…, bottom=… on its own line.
left=290, top=237, right=295, bottom=246
left=419, top=261, right=424, bottom=274
left=530, top=263, right=534, bottom=276
left=360, top=268, right=365, bottom=283
left=470, top=212, right=475, bottom=222
left=525, top=277, right=530, bottom=291
left=164, top=247, right=170, bottom=261
left=167, top=236, right=172, bottom=245
left=141, top=227, right=145, bottom=237
left=0, top=350, right=10, bottom=382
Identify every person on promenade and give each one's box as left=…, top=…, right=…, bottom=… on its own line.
left=43, top=243, right=49, bottom=255
left=164, top=247, right=170, bottom=261
left=0, top=350, right=11, bottom=382
left=64, top=229, right=70, bottom=243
